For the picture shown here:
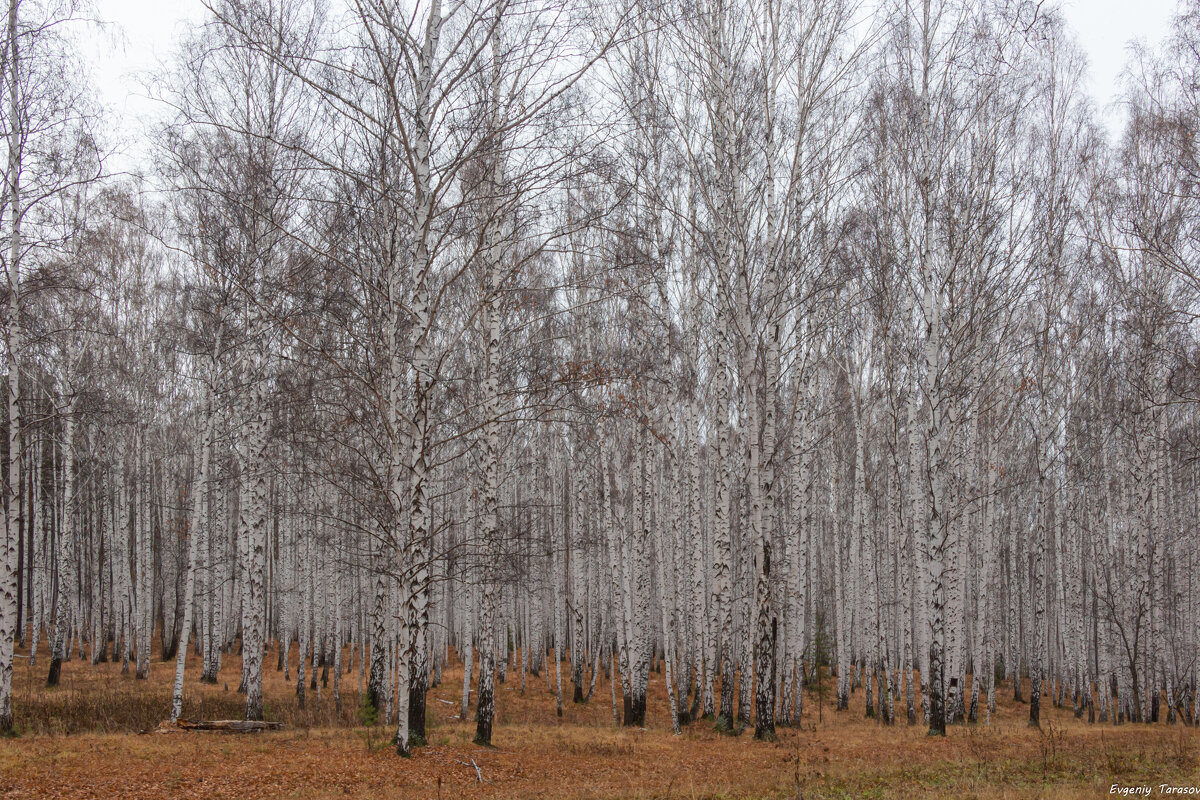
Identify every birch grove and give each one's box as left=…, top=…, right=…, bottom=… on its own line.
left=3, top=0, right=1200, bottom=747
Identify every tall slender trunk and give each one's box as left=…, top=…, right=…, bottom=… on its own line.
left=171, top=387, right=216, bottom=721
left=0, top=0, right=21, bottom=730
left=47, top=403, right=75, bottom=687
left=474, top=93, right=503, bottom=742
left=239, top=367, right=269, bottom=720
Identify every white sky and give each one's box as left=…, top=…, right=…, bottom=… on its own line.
left=84, top=0, right=207, bottom=174
left=83, top=0, right=1180, bottom=170
left=1060, top=0, right=1181, bottom=128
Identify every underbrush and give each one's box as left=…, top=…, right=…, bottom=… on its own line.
left=15, top=687, right=244, bottom=735
left=13, top=666, right=360, bottom=735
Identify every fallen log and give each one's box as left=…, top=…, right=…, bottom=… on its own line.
left=153, top=719, right=285, bottom=734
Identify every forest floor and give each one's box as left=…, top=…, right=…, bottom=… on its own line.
left=1, top=639, right=1197, bottom=799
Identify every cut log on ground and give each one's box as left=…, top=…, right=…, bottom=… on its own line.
left=152, top=719, right=285, bottom=734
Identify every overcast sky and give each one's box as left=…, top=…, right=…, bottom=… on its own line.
left=84, top=0, right=1181, bottom=170
left=1060, top=0, right=1180, bottom=123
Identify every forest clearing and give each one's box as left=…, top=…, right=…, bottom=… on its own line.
left=3, top=640, right=1198, bottom=800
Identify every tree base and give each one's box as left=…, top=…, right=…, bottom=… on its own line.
left=714, top=717, right=741, bottom=736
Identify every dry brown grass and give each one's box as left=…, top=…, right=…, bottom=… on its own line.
left=2, top=637, right=1197, bottom=799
